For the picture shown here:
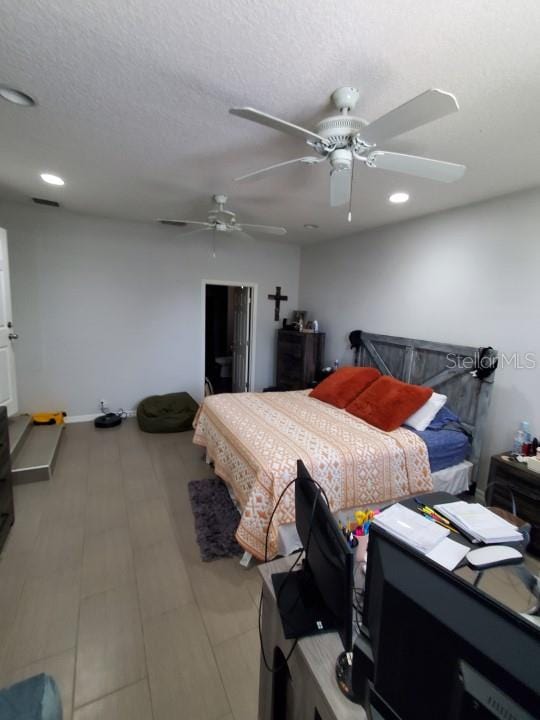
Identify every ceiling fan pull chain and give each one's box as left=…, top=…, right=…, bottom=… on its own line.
left=347, top=160, right=355, bottom=223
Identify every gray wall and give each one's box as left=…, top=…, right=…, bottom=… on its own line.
left=0, top=201, right=300, bottom=415
left=300, top=187, right=540, bottom=487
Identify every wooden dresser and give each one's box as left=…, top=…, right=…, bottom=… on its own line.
left=276, top=330, right=325, bottom=390
left=0, top=406, right=14, bottom=552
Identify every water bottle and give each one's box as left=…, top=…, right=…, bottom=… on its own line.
left=513, top=421, right=530, bottom=453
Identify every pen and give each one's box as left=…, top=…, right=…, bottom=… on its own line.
left=436, top=520, right=458, bottom=534
left=414, top=499, right=459, bottom=533
left=419, top=509, right=459, bottom=533
left=423, top=505, right=451, bottom=525
left=417, top=503, right=451, bottom=525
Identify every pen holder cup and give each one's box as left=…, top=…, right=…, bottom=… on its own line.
left=354, top=535, right=369, bottom=590
left=355, top=534, right=369, bottom=564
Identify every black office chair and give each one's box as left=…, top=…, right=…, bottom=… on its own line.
left=484, top=480, right=531, bottom=550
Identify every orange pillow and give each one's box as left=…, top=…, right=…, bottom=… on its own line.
left=310, top=367, right=381, bottom=409
left=346, top=375, right=433, bottom=431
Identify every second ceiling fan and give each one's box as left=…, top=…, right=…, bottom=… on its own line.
left=158, top=194, right=287, bottom=238
left=230, top=87, right=466, bottom=216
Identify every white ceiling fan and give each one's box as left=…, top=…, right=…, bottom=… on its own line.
left=157, top=194, right=287, bottom=239
left=230, top=87, right=466, bottom=218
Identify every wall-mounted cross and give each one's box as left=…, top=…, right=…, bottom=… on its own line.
left=268, top=286, right=288, bottom=321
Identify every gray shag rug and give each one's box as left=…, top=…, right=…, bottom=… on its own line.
left=188, top=478, right=243, bottom=561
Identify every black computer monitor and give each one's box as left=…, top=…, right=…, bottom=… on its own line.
left=295, top=459, right=354, bottom=653
left=271, top=460, right=355, bottom=697
left=357, top=523, right=540, bottom=719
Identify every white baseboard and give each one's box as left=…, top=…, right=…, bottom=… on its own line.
left=64, top=414, right=99, bottom=424
left=65, top=410, right=136, bottom=424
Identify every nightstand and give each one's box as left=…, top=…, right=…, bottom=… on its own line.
left=487, top=453, right=540, bottom=556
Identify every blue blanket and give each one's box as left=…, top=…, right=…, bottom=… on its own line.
left=408, top=406, right=471, bottom=472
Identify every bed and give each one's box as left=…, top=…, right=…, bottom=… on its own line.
left=193, top=331, right=496, bottom=560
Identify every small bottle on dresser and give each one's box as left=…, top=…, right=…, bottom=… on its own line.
left=513, top=421, right=529, bottom=454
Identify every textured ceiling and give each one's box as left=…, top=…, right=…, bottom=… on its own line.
left=1, top=0, right=540, bottom=244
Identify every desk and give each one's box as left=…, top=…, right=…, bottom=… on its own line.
left=258, top=494, right=539, bottom=719
left=258, top=556, right=364, bottom=720
left=390, top=491, right=538, bottom=615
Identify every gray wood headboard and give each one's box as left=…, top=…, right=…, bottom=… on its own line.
left=355, top=331, right=497, bottom=482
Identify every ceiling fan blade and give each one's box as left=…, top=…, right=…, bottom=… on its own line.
left=234, top=156, right=324, bottom=182
left=158, top=219, right=213, bottom=228
left=360, top=89, right=460, bottom=145
left=367, top=151, right=466, bottom=182
left=232, top=229, right=258, bottom=243
left=238, top=223, right=287, bottom=236
left=230, top=107, right=327, bottom=144
left=175, top=227, right=212, bottom=238
left=330, top=168, right=352, bottom=207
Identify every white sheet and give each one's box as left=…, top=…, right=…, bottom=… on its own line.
left=431, top=460, right=473, bottom=496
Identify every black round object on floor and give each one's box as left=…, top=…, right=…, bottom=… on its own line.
left=94, top=412, right=122, bottom=429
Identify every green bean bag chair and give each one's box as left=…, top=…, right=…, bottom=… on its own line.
left=137, top=392, right=199, bottom=433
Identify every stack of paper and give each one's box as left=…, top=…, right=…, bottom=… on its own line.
left=373, top=503, right=450, bottom=554
left=434, top=501, right=522, bottom=544
left=373, top=503, right=470, bottom=570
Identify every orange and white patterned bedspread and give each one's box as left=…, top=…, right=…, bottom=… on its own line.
left=193, top=390, right=432, bottom=560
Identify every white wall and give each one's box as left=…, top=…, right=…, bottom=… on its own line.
left=0, top=201, right=300, bottom=416
left=4, top=188, right=539, bottom=488
left=300, top=187, right=540, bottom=487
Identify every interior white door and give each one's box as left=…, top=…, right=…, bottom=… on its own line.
left=0, top=229, right=18, bottom=416
left=231, top=286, right=252, bottom=393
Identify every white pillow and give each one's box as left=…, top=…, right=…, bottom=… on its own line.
left=405, top=392, right=447, bottom=432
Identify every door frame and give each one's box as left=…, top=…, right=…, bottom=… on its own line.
left=0, top=228, right=18, bottom=416
left=201, top=279, right=257, bottom=397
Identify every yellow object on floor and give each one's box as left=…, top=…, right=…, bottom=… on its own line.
left=32, top=411, right=66, bottom=425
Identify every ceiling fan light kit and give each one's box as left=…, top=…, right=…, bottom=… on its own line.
left=229, top=86, right=466, bottom=217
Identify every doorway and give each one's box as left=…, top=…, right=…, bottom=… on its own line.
left=203, top=282, right=255, bottom=395
left=0, top=228, right=18, bottom=416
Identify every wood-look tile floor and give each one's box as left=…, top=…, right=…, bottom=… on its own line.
left=0, top=420, right=261, bottom=720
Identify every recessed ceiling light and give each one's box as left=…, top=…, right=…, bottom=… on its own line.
left=303, top=223, right=319, bottom=229
left=0, top=87, right=36, bottom=106
left=388, top=192, right=409, bottom=204
left=40, top=173, right=65, bottom=186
